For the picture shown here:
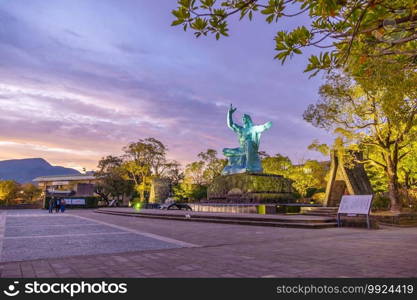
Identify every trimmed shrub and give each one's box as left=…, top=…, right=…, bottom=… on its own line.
left=173, top=183, right=207, bottom=202
left=276, top=205, right=301, bottom=214
left=311, top=192, right=326, bottom=205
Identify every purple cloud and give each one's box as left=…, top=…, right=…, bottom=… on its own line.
left=0, top=0, right=332, bottom=170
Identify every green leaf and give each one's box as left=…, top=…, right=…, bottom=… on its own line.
left=178, top=0, right=193, bottom=8
left=200, top=0, right=216, bottom=9
left=261, top=8, right=274, bottom=15
left=266, top=14, right=274, bottom=23
left=191, top=17, right=208, bottom=30
left=171, top=19, right=184, bottom=26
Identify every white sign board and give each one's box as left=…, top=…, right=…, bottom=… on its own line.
left=63, top=199, right=86, bottom=205
left=338, top=195, right=373, bottom=215
left=71, top=199, right=86, bottom=205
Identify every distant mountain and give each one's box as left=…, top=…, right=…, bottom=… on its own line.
left=0, top=158, right=81, bottom=183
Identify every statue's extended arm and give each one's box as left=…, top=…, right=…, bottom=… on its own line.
left=255, top=121, right=272, bottom=133
left=227, top=104, right=241, bottom=132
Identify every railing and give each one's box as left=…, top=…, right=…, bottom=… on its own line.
left=189, top=203, right=258, bottom=214
left=137, top=202, right=322, bottom=214
left=188, top=203, right=322, bottom=214
left=144, top=203, right=161, bottom=209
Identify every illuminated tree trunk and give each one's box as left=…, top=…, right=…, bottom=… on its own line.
left=386, top=154, right=401, bottom=212
left=403, top=171, right=410, bottom=189
left=138, top=182, right=146, bottom=202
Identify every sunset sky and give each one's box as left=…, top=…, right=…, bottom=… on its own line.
left=0, top=0, right=332, bottom=171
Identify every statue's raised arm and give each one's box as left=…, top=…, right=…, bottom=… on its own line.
left=227, top=104, right=242, bottom=133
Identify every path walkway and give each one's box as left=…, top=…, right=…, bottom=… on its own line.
left=0, top=209, right=416, bottom=278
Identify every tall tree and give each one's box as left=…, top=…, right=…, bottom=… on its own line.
left=122, top=138, right=173, bottom=201
left=123, top=138, right=168, bottom=176
left=171, top=0, right=417, bottom=75
left=95, top=156, right=133, bottom=204
left=172, top=149, right=225, bottom=201
left=398, top=142, right=417, bottom=189
left=262, top=153, right=292, bottom=176
left=183, top=161, right=206, bottom=185
left=174, top=161, right=207, bottom=201
left=21, top=184, right=42, bottom=203
left=0, top=180, right=20, bottom=205
left=164, top=160, right=184, bottom=186
left=197, top=149, right=227, bottom=183
left=287, top=160, right=328, bottom=197
left=304, top=65, right=417, bottom=211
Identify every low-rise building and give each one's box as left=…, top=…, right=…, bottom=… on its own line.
left=34, top=174, right=100, bottom=207
left=34, top=174, right=98, bottom=196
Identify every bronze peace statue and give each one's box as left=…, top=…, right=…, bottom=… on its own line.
left=222, top=104, right=272, bottom=175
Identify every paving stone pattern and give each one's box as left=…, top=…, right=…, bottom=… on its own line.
left=0, top=209, right=416, bottom=278
left=0, top=211, right=183, bottom=263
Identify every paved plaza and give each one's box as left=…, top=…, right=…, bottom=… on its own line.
left=0, top=210, right=192, bottom=263
left=0, top=209, right=416, bottom=278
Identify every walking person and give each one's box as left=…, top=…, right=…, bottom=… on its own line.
left=60, top=199, right=66, bottom=213
left=48, top=197, right=54, bottom=214
left=55, top=198, right=61, bottom=213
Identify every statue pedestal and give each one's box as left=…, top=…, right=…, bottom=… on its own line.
left=207, top=173, right=295, bottom=203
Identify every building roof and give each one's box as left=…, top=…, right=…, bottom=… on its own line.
left=33, top=174, right=97, bottom=182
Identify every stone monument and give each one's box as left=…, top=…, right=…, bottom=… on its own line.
left=207, top=105, right=294, bottom=203
left=149, top=177, right=171, bottom=203
left=324, top=150, right=372, bottom=207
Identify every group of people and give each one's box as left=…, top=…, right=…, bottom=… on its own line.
left=48, top=197, right=66, bottom=213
